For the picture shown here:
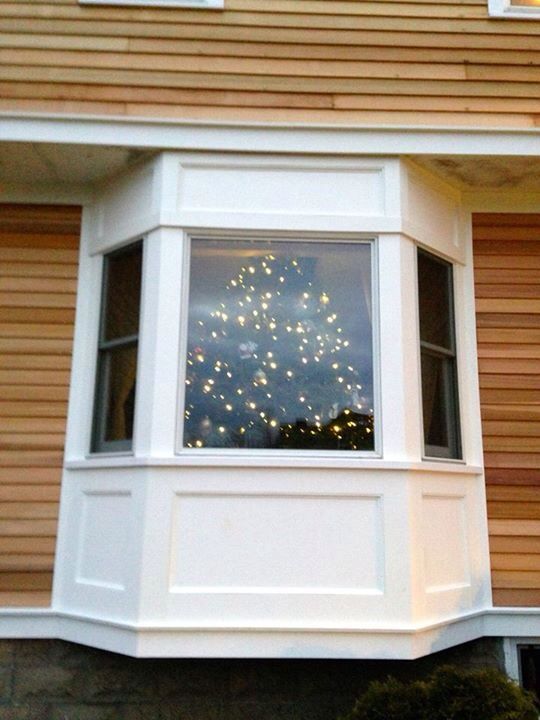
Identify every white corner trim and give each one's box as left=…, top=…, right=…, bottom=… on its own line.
left=488, top=0, right=540, bottom=18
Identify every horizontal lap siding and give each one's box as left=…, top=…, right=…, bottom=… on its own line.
left=0, top=204, right=80, bottom=607
left=1, top=0, right=540, bottom=126
left=474, top=213, right=540, bottom=608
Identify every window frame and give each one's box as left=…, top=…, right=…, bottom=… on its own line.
left=488, top=0, right=540, bottom=18
left=91, top=240, right=143, bottom=455
left=417, top=247, right=462, bottom=461
left=176, top=232, right=381, bottom=458
left=79, top=0, right=223, bottom=7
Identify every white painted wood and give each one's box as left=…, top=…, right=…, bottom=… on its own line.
left=401, top=161, right=464, bottom=264
left=50, top=151, right=492, bottom=658
left=3, top=608, right=540, bottom=659
left=62, top=207, right=102, bottom=461
left=4, top=115, right=540, bottom=160
left=423, top=494, right=470, bottom=592
left=168, top=493, right=384, bottom=592
left=80, top=0, right=223, bottom=6
left=488, top=0, right=540, bottom=18
left=134, top=228, right=185, bottom=457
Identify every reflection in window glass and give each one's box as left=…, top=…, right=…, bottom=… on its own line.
left=102, top=345, right=138, bottom=443
left=104, top=249, right=142, bottom=341
left=417, top=249, right=461, bottom=459
left=183, top=239, right=374, bottom=451
left=92, top=242, right=142, bottom=453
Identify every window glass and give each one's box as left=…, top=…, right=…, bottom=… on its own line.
left=92, top=242, right=142, bottom=453
left=417, top=249, right=461, bottom=460
left=104, top=250, right=142, bottom=341
left=417, top=250, right=451, bottom=350
left=183, top=239, right=374, bottom=451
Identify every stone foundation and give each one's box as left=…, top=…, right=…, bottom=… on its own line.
left=0, top=638, right=505, bottom=719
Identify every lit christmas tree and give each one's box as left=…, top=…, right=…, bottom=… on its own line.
left=183, top=252, right=373, bottom=450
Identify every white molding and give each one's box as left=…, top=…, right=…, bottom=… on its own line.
left=64, top=457, right=482, bottom=472
left=0, top=607, right=485, bottom=659
left=80, top=0, right=223, bottom=6
left=488, top=0, right=540, bottom=18
left=0, top=607, right=539, bottom=659
left=3, top=113, right=540, bottom=158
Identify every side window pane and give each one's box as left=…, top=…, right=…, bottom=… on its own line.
left=104, top=249, right=142, bottom=341
left=92, top=242, right=142, bottom=453
left=417, top=250, right=451, bottom=349
left=418, top=249, right=461, bottom=460
left=183, top=239, right=375, bottom=452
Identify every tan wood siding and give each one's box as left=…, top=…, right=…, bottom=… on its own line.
left=474, top=213, right=540, bottom=607
left=0, top=204, right=80, bottom=607
left=1, top=0, right=540, bottom=126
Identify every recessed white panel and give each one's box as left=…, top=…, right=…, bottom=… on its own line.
left=403, top=166, right=463, bottom=262
left=423, top=495, right=470, bottom=593
left=76, top=492, right=132, bottom=590
left=178, top=164, right=386, bottom=217
left=170, top=493, right=384, bottom=592
left=97, top=165, right=154, bottom=247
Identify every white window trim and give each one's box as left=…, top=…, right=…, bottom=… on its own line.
left=488, top=0, right=540, bottom=18
left=174, top=232, right=382, bottom=459
left=79, top=0, right=223, bottom=8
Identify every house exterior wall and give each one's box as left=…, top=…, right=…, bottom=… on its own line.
left=1, top=0, right=540, bottom=127
left=473, top=212, right=540, bottom=608
left=0, top=204, right=80, bottom=608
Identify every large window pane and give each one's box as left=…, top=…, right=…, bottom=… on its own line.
left=183, top=239, right=374, bottom=451
left=92, top=242, right=142, bottom=453
left=417, top=248, right=461, bottom=459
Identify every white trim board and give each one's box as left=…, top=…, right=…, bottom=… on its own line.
left=2, top=113, right=540, bottom=157
left=1, top=608, right=540, bottom=659
left=488, top=0, right=540, bottom=18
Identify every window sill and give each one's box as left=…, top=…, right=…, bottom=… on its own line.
left=65, top=455, right=482, bottom=474
left=79, top=0, right=223, bottom=7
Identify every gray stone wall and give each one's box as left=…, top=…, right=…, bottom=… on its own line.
left=0, top=637, right=504, bottom=720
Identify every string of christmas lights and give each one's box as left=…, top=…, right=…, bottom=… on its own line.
left=184, top=252, right=374, bottom=450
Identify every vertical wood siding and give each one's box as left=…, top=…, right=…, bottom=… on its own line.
left=0, top=204, right=80, bottom=607
left=474, top=213, right=540, bottom=607
left=1, top=0, right=540, bottom=126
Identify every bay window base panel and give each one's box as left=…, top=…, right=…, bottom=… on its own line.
left=51, top=465, right=491, bottom=658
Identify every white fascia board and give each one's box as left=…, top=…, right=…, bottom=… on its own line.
left=2, top=113, right=540, bottom=158
left=484, top=608, right=540, bottom=637
left=0, top=608, right=488, bottom=659
left=3, top=608, right=540, bottom=659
